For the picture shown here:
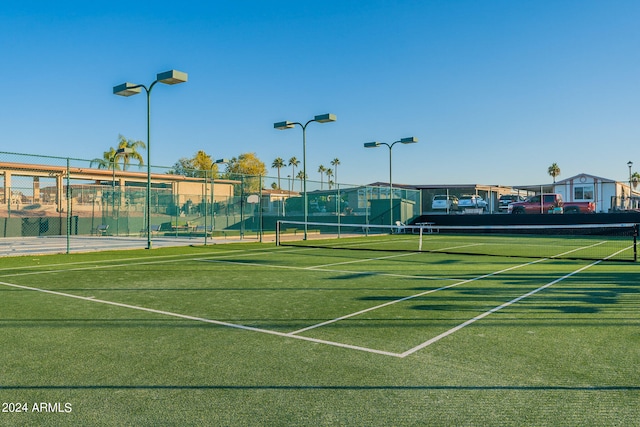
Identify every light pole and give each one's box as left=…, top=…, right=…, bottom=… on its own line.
left=274, top=113, right=337, bottom=239
left=205, top=158, right=229, bottom=245
left=113, top=70, right=187, bottom=249
left=364, top=137, right=418, bottom=225
left=628, top=161, right=634, bottom=209
left=111, top=147, right=133, bottom=230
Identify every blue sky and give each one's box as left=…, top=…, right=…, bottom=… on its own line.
left=2, top=0, right=639, bottom=187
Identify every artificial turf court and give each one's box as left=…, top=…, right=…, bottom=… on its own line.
left=1, top=241, right=639, bottom=425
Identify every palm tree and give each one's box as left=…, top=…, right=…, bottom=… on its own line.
left=91, top=134, right=145, bottom=171
left=325, top=168, right=333, bottom=189
left=548, top=163, right=561, bottom=183
left=330, top=158, right=340, bottom=186
left=272, top=157, right=286, bottom=189
left=331, top=158, right=341, bottom=214
left=318, top=165, right=326, bottom=189
left=90, top=147, right=117, bottom=170
left=288, top=157, right=299, bottom=192
left=116, top=135, right=145, bottom=169
left=296, top=171, right=306, bottom=192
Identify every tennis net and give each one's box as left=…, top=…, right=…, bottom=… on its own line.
left=275, top=220, right=638, bottom=262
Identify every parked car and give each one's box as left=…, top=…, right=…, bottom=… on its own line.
left=563, top=201, right=596, bottom=214
left=498, top=194, right=525, bottom=212
left=508, top=193, right=561, bottom=214
left=432, top=195, right=458, bottom=212
left=458, top=195, right=488, bottom=211
left=508, top=193, right=596, bottom=214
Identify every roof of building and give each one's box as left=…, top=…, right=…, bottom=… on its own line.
left=0, top=161, right=239, bottom=185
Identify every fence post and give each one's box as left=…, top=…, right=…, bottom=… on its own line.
left=66, top=158, right=70, bottom=254
left=259, top=175, right=263, bottom=243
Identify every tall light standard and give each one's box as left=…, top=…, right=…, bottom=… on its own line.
left=364, top=137, right=418, bottom=225
left=628, top=161, right=634, bottom=209
left=274, top=113, right=337, bottom=239
left=111, top=147, right=133, bottom=231
left=204, top=158, right=229, bottom=245
left=113, top=70, right=188, bottom=249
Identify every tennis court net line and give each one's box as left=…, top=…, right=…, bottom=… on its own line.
left=275, top=220, right=638, bottom=262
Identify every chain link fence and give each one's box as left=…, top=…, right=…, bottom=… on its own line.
left=0, top=151, right=423, bottom=251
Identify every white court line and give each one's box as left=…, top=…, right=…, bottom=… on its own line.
left=549, top=240, right=607, bottom=258
left=398, top=245, right=633, bottom=358
left=288, top=258, right=547, bottom=335
left=198, top=257, right=457, bottom=281
left=0, top=279, right=401, bottom=357
left=431, top=243, right=485, bottom=252
left=0, top=246, right=270, bottom=273
left=0, top=246, right=302, bottom=278
left=199, top=241, right=628, bottom=337
left=2, top=243, right=628, bottom=358
left=399, top=259, right=602, bottom=357
left=303, top=252, right=418, bottom=269
left=0, top=249, right=540, bottom=359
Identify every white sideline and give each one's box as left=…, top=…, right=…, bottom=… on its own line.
left=288, top=258, right=547, bottom=335
left=398, top=244, right=630, bottom=357
left=1, top=244, right=628, bottom=358
left=399, top=260, right=602, bottom=357
left=0, top=279, right=402, bottom=358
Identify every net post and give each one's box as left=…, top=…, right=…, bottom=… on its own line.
left=634, top=224, right=638, bottom=262
left=276, top=220, right=281, bottom=246
left=418, top=226, right=423, bottom=251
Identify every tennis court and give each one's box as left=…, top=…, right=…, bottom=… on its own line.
left=0, top=234, right=259, bottom=257
left=1, top=235, right=639, bottom=425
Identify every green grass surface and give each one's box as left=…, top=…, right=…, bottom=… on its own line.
left=1, top=242, right=639, bottom=426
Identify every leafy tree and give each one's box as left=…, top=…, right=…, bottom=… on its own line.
left=91, top=134, right=145, bottom=170
left=227, top=152, right=267, bottom=177
left=547, top=163, right=561, bottom=183
left=227, top=153, right=267, bottom=193
left=168, top=150, right=216, bottom=178
left=271, top=157, right=286, bottom=189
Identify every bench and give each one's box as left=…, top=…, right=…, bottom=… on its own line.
left=140, top=224, right=161, bottom=236
left=93, top=224, right=109, bottom=236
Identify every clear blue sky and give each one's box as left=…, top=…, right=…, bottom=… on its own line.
left=2, top=0, right=639, bottom=187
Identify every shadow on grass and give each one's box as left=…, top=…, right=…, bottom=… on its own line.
left=2, top=384, right=639, bottom=391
